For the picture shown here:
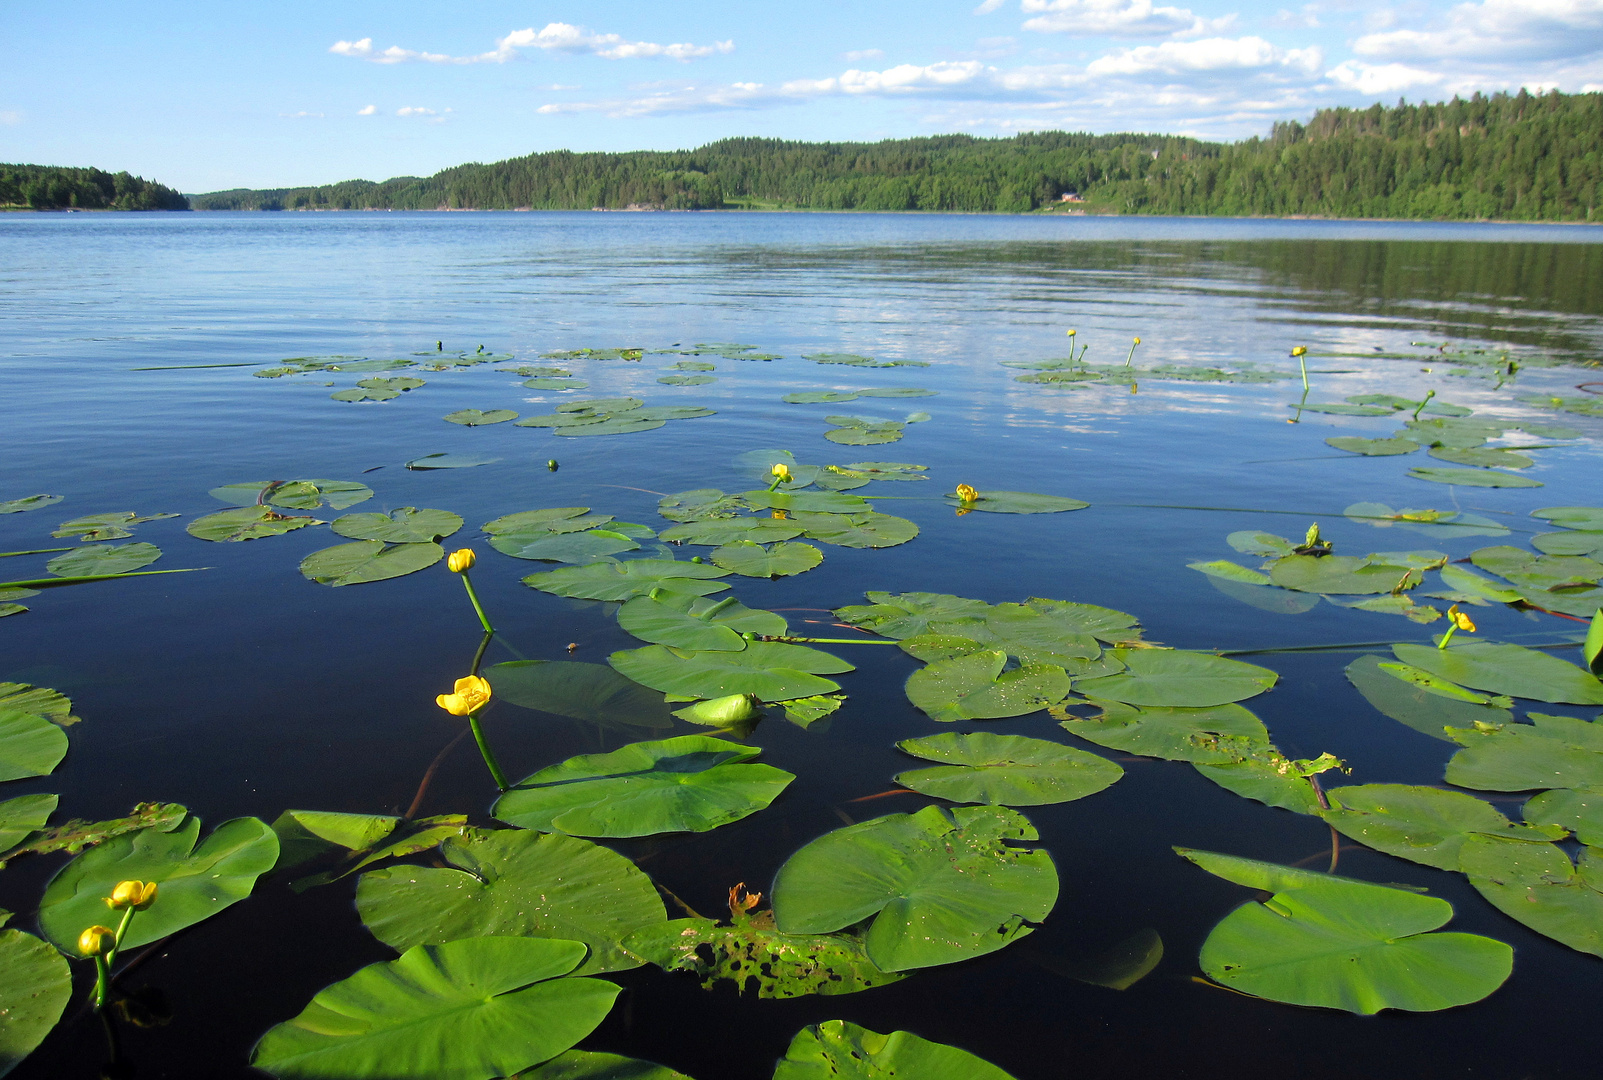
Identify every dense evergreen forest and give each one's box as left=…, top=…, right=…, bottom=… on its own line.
left=0, top=164, right=189, bottom=210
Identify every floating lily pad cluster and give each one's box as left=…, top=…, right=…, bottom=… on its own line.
left=1008, top=359, right=1293, bottom=385
left=513, top=397, right=715, bottom=437
left=782, top=387, right=936, bottom=404
left=1324, top=412, right=1581, bottom=488
left=484, top=506, right=667, bottom=564
left=658, top=342, right=781, bottom=361
left=1520, top=392, right=1603, bottom=418
left=803, top=352, right=930, bottom=368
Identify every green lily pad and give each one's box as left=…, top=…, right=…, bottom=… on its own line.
left=326, top=358, right=415, bottom=372
left=46, top=542, right=161, bottom=577
left=1533, top=531, right=1603, bottom=558
left=1193, top=746, right=1340, bottom=814
left=0, top=928, right=72, bottom=1077
left=834, top=592, right=995, bottom=639
left=524, top=378, right=589, bottom=390
left=486, top=507, right=613, bottom=535
left=1270, top=555, right=1418, bottom=595
left=1188, top=560, right=1271, bottom=585
left=657, top=490, right=749, bottom=522
left=1438, top=564, right=1523, bottom=603
left=1533, top=507, right=1603, bottom=531
left=250, top=936, right=621, bottom=1080
left=824, top=426, right=903, bottom=445
left=0, top=495, right=62, bottom=515
left=894, top=732, right=1122, bottom=805
left=669, top=360, right=717, bottom=371
left=1344, top=654, right=1510, bottom=742
left=299, top=540, right=444, bottom=585
left=799, top=513, right=918, bottom=549
left=484, top=661, right=675, bottom=733
left=523, top=559, right=731, bottom=602
left=743, top=489, right=871, bottom=515
left=331, top=386, right=400, bottom=402
left=631, top=405, right=715, bottom=421
left=406, top=453, right=501, bottom=469
left=659, top=518, right=804, bottom=546
left=1524, top=788, right=1603, bottom=846
left=517, top=1051, right=693, bottom=1080
left=497, top=531, right=640, bottom=563
left=1459, top=835, right=1603, bottom=957
left=944, top=490, right=1089, bottom=514
left=1197, top=873, right=1511, bottom=1014
left=784, top=694, right=846, bottom=729
left=1327, top=437, right=1421, bottom=456
left=784, top=391, right=859, bottom=404
left=332, top=507, right=463, bottom=544
left=515, top=413, right=607, bottom=428
left=857, top=387, right=936, bottom=398
left=1076, top=649, right=1277, bottom=708
left=1060, top=701, right=1270, bottom=763
left=772, top=805, right=1057, bottom=972
left=905, top=651, right=1071, bottom=723
left=1408, top=467, right=1543, bottom=488
left=618, top=592, right=786, bottom=651
left=804, top=353, right=929, bottom=368
left=554, top=418, right=667, bottom=437
left=210, top=480, right=373, bottom=510
left=187, top=506, right=322, bottom=542
left=443, top=409, right=518, bottom=426
left=39, top=815, right=278, bottom=952
left=1378, top=661, right=1502, bottom=704
left=623, top=910, right=904, bottom=999
left=493, top=735, right=794, bottom=838
left=1227, top=531, right=1297, bottom=556
left=1294, top=402, right=1397, bottom=416
left=610, top=642, right=852, bottom=703
left=658, top=374, right=716, bottom=386
left=355, top=829, right=664, bottom=974
left=1322, top=783, right=1559, bottom=870
left=774, top=1020, right=1016, bottom=1080
left=1429, top=446, right=1535, bottom=469
left=0, top=711, right=68, bottom=783
left=0, top=801, right=185, bottom=867
left=1444, top=711, right=1603, bottom=791
left=52, top=511, right=178, bottom=541
left=710, top=541, right=823, bottom=578
left=0, top=793, right=57, bottom=854
left=1392, top=642, right=1603, bottom=705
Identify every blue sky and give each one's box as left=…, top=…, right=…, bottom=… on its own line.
left=3, top=0, right=1601, bottom=192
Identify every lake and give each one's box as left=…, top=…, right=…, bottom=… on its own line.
left=2, top=210, right=1602, bottom=1080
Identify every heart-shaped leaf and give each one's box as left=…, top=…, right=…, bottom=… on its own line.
left=894, top=732, right=1122, bottom=805
left=299, top=541, right=444, bottom=585
left=332, top=508, right=463, bottom=544
left=443, top=409, right=518, bottom=426
left=523, top=559, right=731, bottom=602
left=47, top=542, right=161, bottom=577
left=774, top=1020, right=1017, bottom=1080
left=187, top=506, right=322, bottom=542
left=905, top=651, right=1071, bottom=722
left=0, top=711, right=68, bottom=783
left=617, top=592, right=785, bottom=651
left=1075, top=650, right=1277, bottom=707
left=610, top=642, right=852, bottom=703
left=710, top=541, right=823, bottom=578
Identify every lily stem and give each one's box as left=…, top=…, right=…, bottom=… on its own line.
left=460, top=574, right=494, bottom=634
left=106, top=907, right=136, bottom=967
left=92, top=955, right=111, bottom=1011
left=467, top=710, right=510, bottom=792
left=1298, top=352, right=1309, bottom=392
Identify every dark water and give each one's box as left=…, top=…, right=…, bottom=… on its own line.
left=2, top=211, right=1602, bottom=1080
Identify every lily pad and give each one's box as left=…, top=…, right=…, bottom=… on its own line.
left=774, top=1020, right=1016, bottom=1080
left=824, top=426, right=903, bottom=446
left=210, top=480, right=373, bottom=510
left=1533, top=507, right=1603, bottom=532
left=804, top=353, right=929, bottom=368
left=0, top=801, right=186, bottom=867
left=631, top=405, right=716, bottom=421
left=486, top=507, right=613, bottom=535
left=0, top=495, right=62, bottom=515
left=0, top=793, right=57, bottom=854
left=554, top=418, right=667, bottom=437
left=1437, top=564, right=1523, bottom=603
left=1327, top=437, right=1421, bottom=456
left=1270, top=555, right=1418, bottom=595
left=743, top=489, right=871, bottom=514
left=1444, top=711, right=1603, bottom=791
left=1294, top=402, right=1397, bottom=416
left=1392, top=642, right=1603, bottom=705
left=39, top=814, right=278, bottom=952
left=944, top=490, right=1089, bottom=514
left=524, top=378, right=589, bottom=390
left=0, top=928, right=72, bottom=1078
left=487, top=661, right=675, bottom=733
left=1193, top=746, right=1340, bottom=814
left=497, top=531, right=640, bottom=564
left=52, top=511, right=177, bottom=541
left=299, top=541, right=444, bottom=585
left=784, top=391, right=859, bottom=404
left=1429, top=446, right=1535, bottom=469
left=834, top=592, right=994, bottom=639
left=0, top=711, right=68, bottom=783
left=406, top=453, right=501, bottom=470
left=799, top=513, right=919, bottom=549
left=187, top=506, right=322, bottom=542
left=657, top=490, right=749, bottom=522
left=894, top=732, right=1122, bottom=805
left=1188, top=560, right=1270, bottom=585
left=515, top=413, right=607, bottom=429
left=710, top=541, right=823, bottom=578
left=618, top=593, right=786, bottom=651
left=356, top=829, right=664, bottom=974
left=1524, top=788, right=1603, bottom=846
left=1408, top=466, right=1543, bottom=488
left=1459, top=835, right=1603, bottom=957
left=1076, top=650, right=1277, bottom=708
left=45, top=542, right=161, bottom=576
left=250, top=936, right=620, bottom=1080
left=518, top=1052, right=693, bottom=1080
left=658, top=374, right=716, bottom=386
left=332, top=507, right=463, bottom=544
left=1197, top=872, right=1511, bottom=1014
left=772, top=805, right=1057, bottom=972
left=610, top=642, right=852, bottom=703
left=493, top=736, right=794, bottom=838
left=1533, top=531, right=1603, bottom=558
left=523, top=559, right=732, bottom=602
left=905, top=651, right=1071, bottom=722
left=857, top=387, right=936, bottom=398
left=444, top=409, right=518, bottom=426
left=1322, top=783, right=1558, bottom=870
left=1344, top=654, right=1509, bottom=742
left=670, top=360, right=717, bottom=371
left=658, top=519, right=805, bottom=546
left=1060, top=701, right=1269, bottom=763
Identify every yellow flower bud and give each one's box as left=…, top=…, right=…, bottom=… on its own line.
left=79, top=925, right=117, bottom=958
left=1449, top=605, right=1477, bottom=633
left=770, top=463, right=790, bottom=480
left=1291, top=345, right=1308, bottom=357
left=1067, top=329, right=1077, bottom=337
left=771, top=509, right=788, bottom=520
left=1133, top=336, right=1141, bottom=345
left=436, top=674, right=492, bottom=716
left=447, top=548, right=476, bottom=574
left=954, top=484, right=978, bottom=504
left=108, top=880, right=158, bottom=911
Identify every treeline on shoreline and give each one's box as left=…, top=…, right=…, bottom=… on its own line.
left=191, top=90, right=1602, bottom=222
left=0, top=164, right=189, bottom=211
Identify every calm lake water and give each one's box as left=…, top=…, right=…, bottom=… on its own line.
left=2, top=211, right=1602, bottom=1080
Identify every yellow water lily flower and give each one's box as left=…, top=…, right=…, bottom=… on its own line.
left=771, top=509, right=788, bottom=520
left=771, top=463, right=790, bottom=480
left=107, top=880, right=158, bottom=911
left=1291, top=345, right=1308, bottom=357
left=447, top=548, right=476, bottom=573
left=437, top=675, right=492, bottom=716
left=954, top=484, right=978, bottom=503
left=79, top=925, right=117, bottom=957
left=1449, top=605, right=1477, bottom=633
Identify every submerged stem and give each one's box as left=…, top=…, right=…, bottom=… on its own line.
left=467, top=711, right=510, bottom=792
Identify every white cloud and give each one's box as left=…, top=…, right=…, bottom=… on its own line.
left=844, top=48, right=885, bottom=60
left=357, top=104, right=377, bottom=116
left=1355, top=0, right=1603, bottom=62
left=1019, top=0, right=1233, bottom=37
left=1325, top=60, right=1443, bottom=94
left=330, top=24, right=734, bottom=65
left=1586, top=81, right=1603, bottom=89
left=1088, top=36, right=1322, bottom=75
left=0, top=109, right=23, bottom=125
left=280, top=110, right=325, bottom=118
left=396, top=106, right=437, bottom=116
left=974, top=0, right=1010, bottom=11
left=1268, top=4, right=1322, bottom=29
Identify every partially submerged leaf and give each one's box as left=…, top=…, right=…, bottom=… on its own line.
left=1344, top=654, right=1509, bottom=742
left=405, top=453, right=501, bottom=469
left=487, top=661, right=676, bottom=732
left=1459, top=835, right=1603, bottom=957
left=1408, top=466, right=1543, bottom=488
left=0, top=495, right=62, bottom=515
left=617, top=592, right=785, bottom=651
left=1392, top=642, right=1603, bottom=705
left=0, top=793, right=57, bottom=854
left=773, top=1020, right=1016, bottom=1080
left=523, top=559, right=732, bottom=602
left=0, top=802, right=186, bottom=866
left=1327, top=437, right=1421, bottom=456
left=52, top=511, right=178, bottom=542
left=944, top=490, right=1089, bottom=514
left=210, top=479, right=373, bottom=510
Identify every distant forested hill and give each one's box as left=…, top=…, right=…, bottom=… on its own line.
left=0, top=164, right=189, bottom=210
left=193, top=90, right=1602, bottom=221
